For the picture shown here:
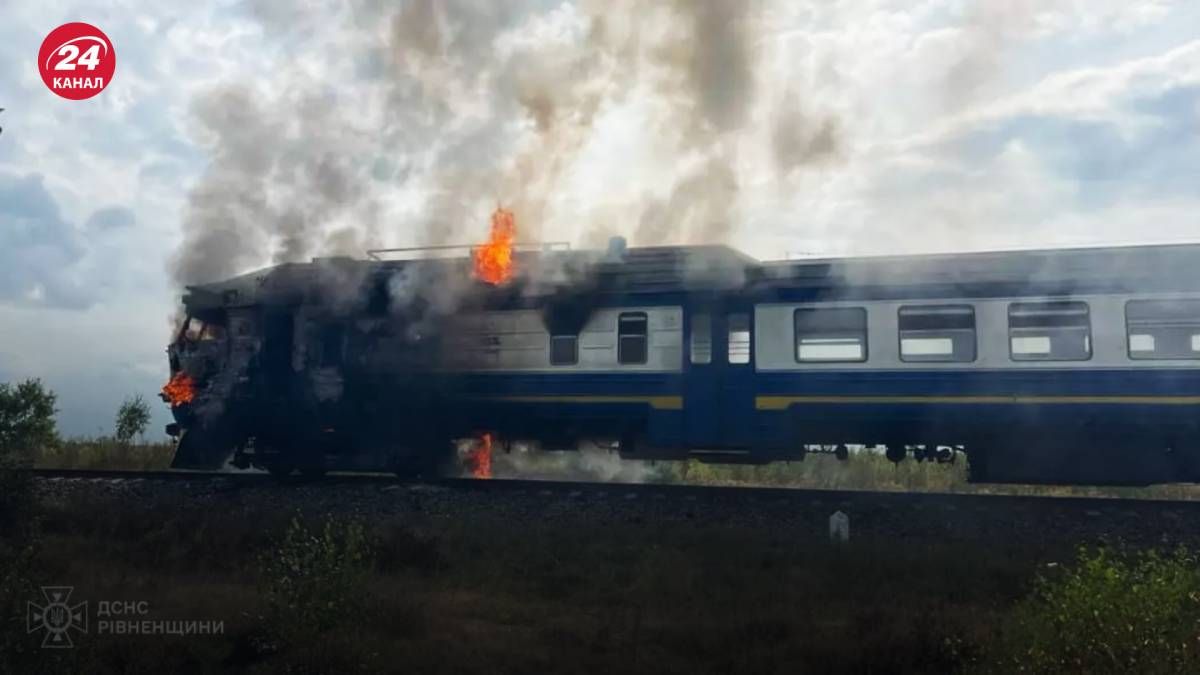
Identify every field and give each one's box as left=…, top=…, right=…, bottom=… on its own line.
left=5, top=475, right=1200, bottom=674
left=9, top=439, right=1200, bottom=672
left=14, top=494, right=983, bottom=672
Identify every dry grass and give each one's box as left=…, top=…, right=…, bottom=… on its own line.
left=32, top=437, right=1200, bottom=503
left=35, top=438, right=175, bottom=471
left=656, top=450, right=1200, bottom=500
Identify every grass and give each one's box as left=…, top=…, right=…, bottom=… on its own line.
left=509, top=445, right=1200, bottom=499
left=651, top=449, right=1200, bottom=500
left=31, top=437, right=1200, bottom=502
left=35, top=437, right=175, bottom=471
left=8, top=483, right=1200, bottom=672
left=17, top=494, right=1015, bottom=673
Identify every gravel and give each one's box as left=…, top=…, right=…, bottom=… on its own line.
left=33, top=475, right=1200, bottom=551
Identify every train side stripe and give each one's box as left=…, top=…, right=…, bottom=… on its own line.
left=470, top=394, right=1200, bottom=411
left=755, top=395, right=1200, bottom=410
left=478, top=395, right=685, bottom=410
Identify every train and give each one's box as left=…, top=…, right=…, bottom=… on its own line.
left=162, top=237, right=1200, bottom=485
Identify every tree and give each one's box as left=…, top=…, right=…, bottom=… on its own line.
left=0, top=379, right=56, bottom=666
left=0, top=378, right=55, bottom=524
left=0, top=379, right=57, bottom=461
left=115, top=394, right=151, bottom=444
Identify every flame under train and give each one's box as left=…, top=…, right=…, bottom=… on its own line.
left=164, top=233, right=1200, bottom=485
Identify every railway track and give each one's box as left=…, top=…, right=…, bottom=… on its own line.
left=29, top=467, right=1200, bottom=550
left=26, top=466, right=1200, bottom=514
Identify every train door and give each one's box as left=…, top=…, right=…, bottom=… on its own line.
left=684, top=303, right=756, bottom=449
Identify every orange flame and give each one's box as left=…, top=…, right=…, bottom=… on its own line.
left=466, top=433, right=493, bottom=479
left=472, top=207, right=516, bottom=285
left=161, top=372, right=196, bottom=407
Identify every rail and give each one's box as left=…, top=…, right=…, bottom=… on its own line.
left=24, top=468, right=1200, bottom=510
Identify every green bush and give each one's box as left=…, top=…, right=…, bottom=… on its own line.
left=259, top=515, right=375, bottom=639
left=0, top=379, right=56, bottom=668
left=992, top=545, right=1200, bottom=674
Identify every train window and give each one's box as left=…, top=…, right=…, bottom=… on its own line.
left=1008, top=301, right=1091, bottom=361
left=898, top=305, right=976, bottom=362
left=728, top=313, right=751, bottom=364
left=618, top=313, right=648, bottom=364
left=1126, top=299, right=1200, bottom=360
left=200, top=323, right=226, bottom=341
left=550, top=334, right=578, bottom=365
left=690, top=314, right=712, bottom=364
left=182, top=317, right=204, bottom=341
left=794, top=308, right=868, bottom=362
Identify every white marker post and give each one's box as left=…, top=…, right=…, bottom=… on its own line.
left=829, top=510, right=850, bottom=543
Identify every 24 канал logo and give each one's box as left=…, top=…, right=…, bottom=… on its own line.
left=38, top=22, right=116, bottom=100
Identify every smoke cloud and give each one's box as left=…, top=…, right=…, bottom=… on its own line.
left=171, top=0, right=844, bottom=287
left=943, top=0, right=1042, bottom=109
left=464, top=440, right=662, bottom=483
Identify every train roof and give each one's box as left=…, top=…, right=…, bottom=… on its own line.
left=182, top=240, right=1200, bottom=312
left=757, top=241, right=1200, bottom=294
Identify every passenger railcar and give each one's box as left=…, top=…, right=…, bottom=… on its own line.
left=164, top=240, right=1200, bottom=485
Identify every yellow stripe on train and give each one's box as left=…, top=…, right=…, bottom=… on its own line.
left=470, top=394, right=1200, bottom=412
left=482, top=395, right=685, bottom=410
left=754, top=395, right=1200, bottom=411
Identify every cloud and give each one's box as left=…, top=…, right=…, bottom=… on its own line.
left=0, top=171, right=94, bottom=308
left=86, top=205, right=137, bottom=231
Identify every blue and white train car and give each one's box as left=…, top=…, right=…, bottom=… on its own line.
left=445, top=241, right=1200, bottom=485
left=167, top=239, right=1200, bottom=485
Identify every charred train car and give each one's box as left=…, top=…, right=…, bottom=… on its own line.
left=164, top=240, right=1200, bottom=485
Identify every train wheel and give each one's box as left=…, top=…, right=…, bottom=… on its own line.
left=266, top=462, right=294, bottom=480
left=392, top=442, right=448, bottom=479
left=170, top=427, right=236, bottom=470
left=966, top=445, right=990, bottom=483
left=298, top=464, right=326, bottom=479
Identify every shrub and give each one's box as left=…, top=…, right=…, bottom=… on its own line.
left=992, top=545, right=1200, bottom=674
left=0, top=379, right=56, bottom=668
left=114, top=395, right=151, bottom=444
left=259, top=514, right=375, bottom=639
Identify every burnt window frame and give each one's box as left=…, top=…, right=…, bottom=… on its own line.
left=549, top=333, right=579, bottom=366
left=897, top=304, right=977, bottom=363
left=1125, top=298, right=1200, bottom=361
left=182, top=317, right=205, bottom=342
left=793, top=307, right=869, bottom=363
left=1007, top=300, right=1093, bottom=362
left=617, top=312, right=649, bottom=365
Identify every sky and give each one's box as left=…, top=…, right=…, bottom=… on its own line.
left=1, top=0, right=1199, bottom=437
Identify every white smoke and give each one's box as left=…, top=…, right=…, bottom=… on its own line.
left=172, top=0, right=843, bottom=286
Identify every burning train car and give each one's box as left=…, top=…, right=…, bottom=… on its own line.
left=163, top=220, right=1200, bottom=485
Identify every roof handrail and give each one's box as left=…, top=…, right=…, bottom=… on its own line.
left=365, top=241, right=571, bottom=261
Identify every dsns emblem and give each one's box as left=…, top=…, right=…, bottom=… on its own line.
left=28, top=586, right=88, bottom=648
